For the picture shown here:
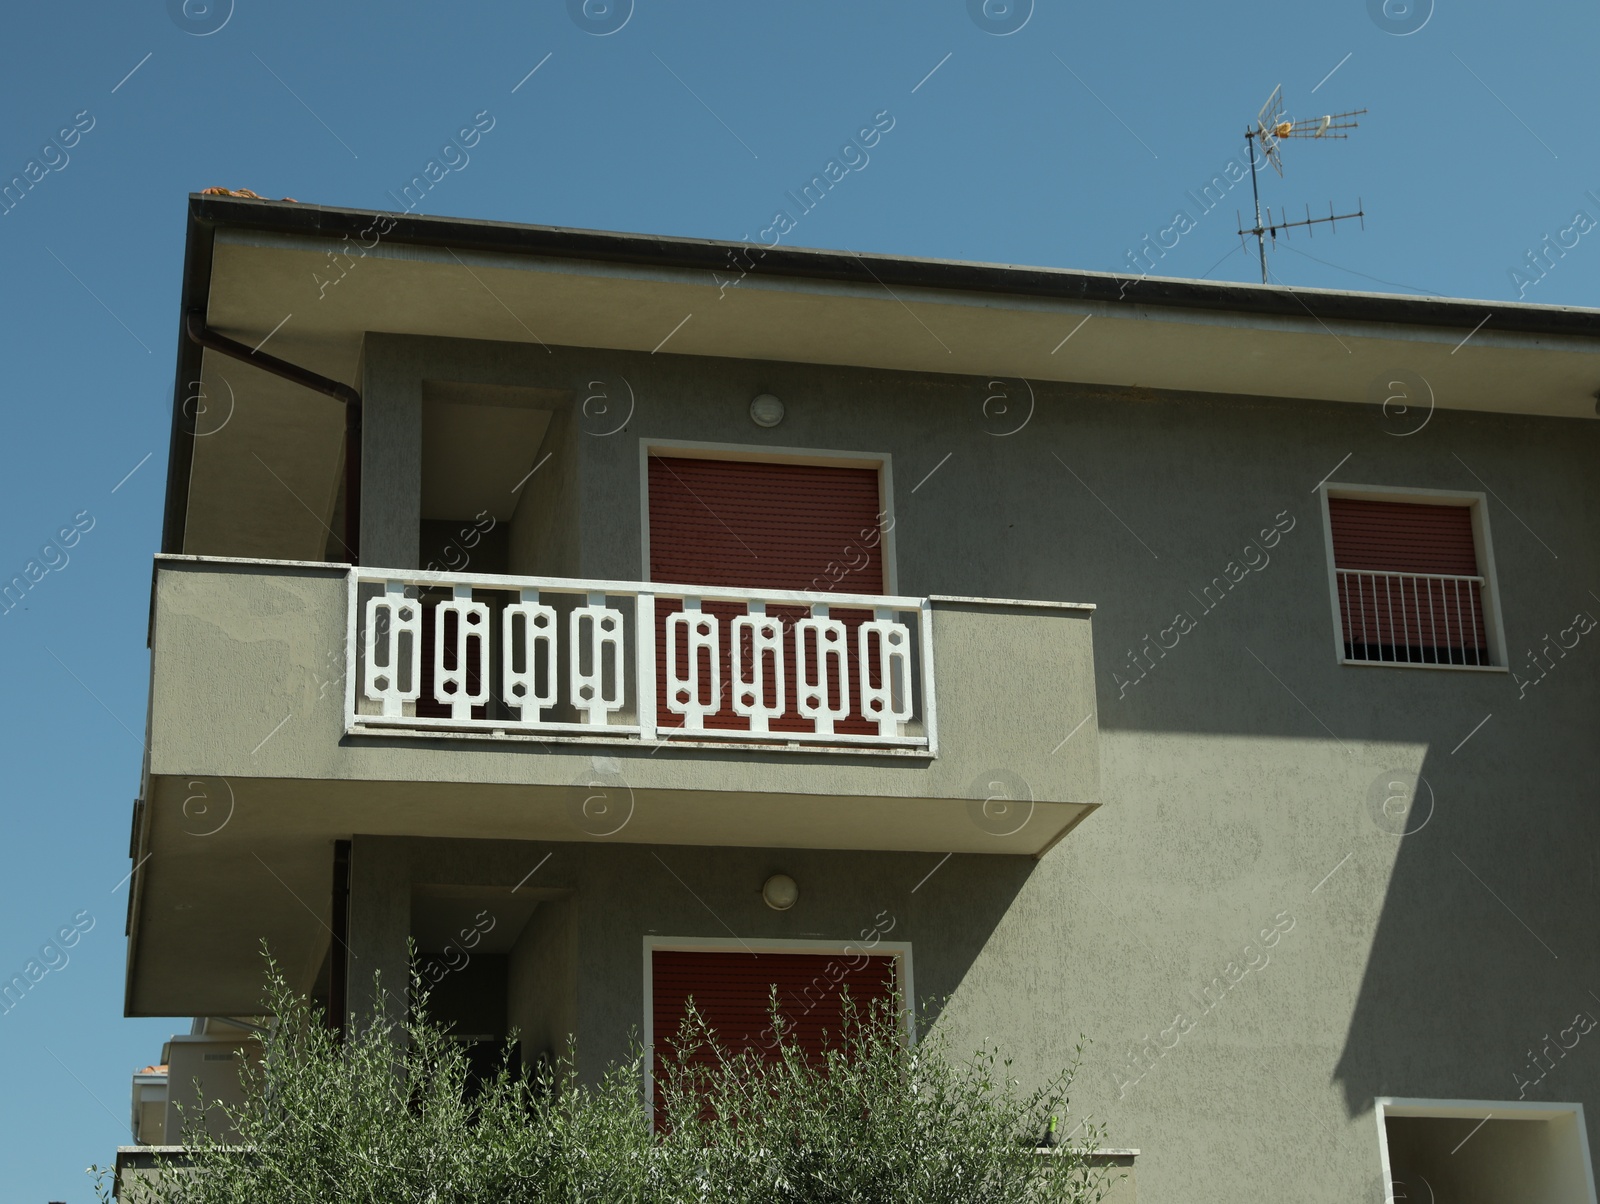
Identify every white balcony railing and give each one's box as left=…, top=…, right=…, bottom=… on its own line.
left=344, top=568, right=937, bottom=752
left=1337, top=568, right=1490, bottom=666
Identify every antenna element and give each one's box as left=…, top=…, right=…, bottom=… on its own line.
left=1238, top=84, right=1367, bottom=282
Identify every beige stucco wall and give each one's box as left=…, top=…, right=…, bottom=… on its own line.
left=507, top=403, right=581, bottom=578
left=161, top=1035, right=255, bottom=1145
left=139, top=328, right=1600, bottom=1202
left=507, top=894, right=579, bottom=1073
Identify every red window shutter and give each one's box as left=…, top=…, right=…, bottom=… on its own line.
left=648, top=456, right=884, bottom=593
left=1328, top=498, right=1478, bottom=575
left=651, top=949, right=898, bottom=1108
left=647, top=456, right=886, bottom=736
left=1328, top=498, right=1488, bottom=664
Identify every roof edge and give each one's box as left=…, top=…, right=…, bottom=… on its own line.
left=164, top=192, right=1600, bottom=558
left=186, top=193, right=1600, bottom=339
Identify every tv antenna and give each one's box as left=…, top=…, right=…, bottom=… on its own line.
left=1236, top=85, right=1367, bottom=283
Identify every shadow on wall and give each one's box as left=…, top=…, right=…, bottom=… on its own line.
left=1332, top=720, right=1600, bottom=1119
left=357, top=836, right=1041, bottom=1087
left=1097, top=560, right=1600, bottom=1127
left=1020, top=387, right=1600, bottom=1138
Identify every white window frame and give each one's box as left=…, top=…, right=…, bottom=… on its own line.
left=1375, top=1097, right=1598, bottom=1204
left=1318, top=483, right=1509, bottom=672
left=637, top=439, right=899, bottom=594
left=641, top=935, right=914, bottom=1118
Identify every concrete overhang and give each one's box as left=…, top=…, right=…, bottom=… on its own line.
left=126, top=556, right=1100, bottom=1015
left=127, top=773, right=1091, bottom=1016
left=165, top=195, right=1600, bottom=556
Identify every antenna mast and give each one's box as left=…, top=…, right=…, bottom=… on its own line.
left=1238, top=85, right=1367, bottom=283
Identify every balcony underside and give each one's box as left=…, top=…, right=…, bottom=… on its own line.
left=143, top=771, right=1093, bottom=858
left=126, top=773, right=1093, bottom=1016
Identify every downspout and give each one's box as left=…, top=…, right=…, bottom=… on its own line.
left=183, top=310, right=362, bottom=563
left=330, top=839, right=351, bottom=1042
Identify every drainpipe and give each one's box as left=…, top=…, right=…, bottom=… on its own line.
left=330, top=839, right=351, bottom=1042
left=183, top=311, right=362, bottom=563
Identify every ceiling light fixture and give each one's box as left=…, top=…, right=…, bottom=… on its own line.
left=750, top=393, right=785, bottom=428
left=761, top=873, right=799, bottom=911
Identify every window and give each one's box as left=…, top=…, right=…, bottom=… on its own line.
left=1323, top=489, right=1504, bottom=669
left=646, top=454, right=887, bottom=594
left=642, top=448, right=897, bottom=737
left=644, top=939, right=909, bottom=1119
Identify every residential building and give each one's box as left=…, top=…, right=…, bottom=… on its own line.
left=117, top=192, right=1600, bottom=1201
left=122, top=1017, right=256, bottom=1146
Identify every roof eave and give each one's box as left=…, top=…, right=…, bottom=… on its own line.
left=186, top=192, right=1600, bottom=338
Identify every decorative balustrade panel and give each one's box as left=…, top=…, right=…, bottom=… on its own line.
left=346, top=570, right=935, bottom=750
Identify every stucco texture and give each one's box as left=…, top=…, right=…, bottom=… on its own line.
left=141, top=329, right=1600, bottom=1202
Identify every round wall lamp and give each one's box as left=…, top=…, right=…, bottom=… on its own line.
left=750, top=392, right=785, bottom=428
left=762, top=873, right=799, bottom=911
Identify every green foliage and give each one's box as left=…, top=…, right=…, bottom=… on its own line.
left=654, top=988, right=1112, bottom=1204
left=98, top=955, right=1112, bottom=1204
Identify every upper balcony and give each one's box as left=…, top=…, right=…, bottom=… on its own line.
left=146, top=555, right=1101, bottom=857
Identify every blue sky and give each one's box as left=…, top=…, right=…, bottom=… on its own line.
left=1, top=1, right=1595, bottom=1197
